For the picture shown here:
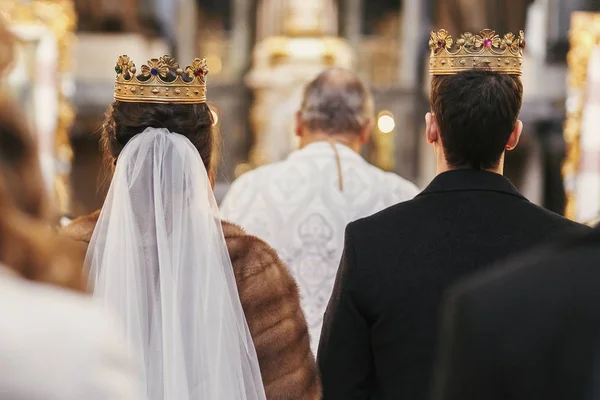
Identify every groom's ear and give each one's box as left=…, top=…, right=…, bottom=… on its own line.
left=426, top=113, right=440, bottom=144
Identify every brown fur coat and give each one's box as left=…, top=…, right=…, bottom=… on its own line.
left=62, top=211, right=321, bottom=400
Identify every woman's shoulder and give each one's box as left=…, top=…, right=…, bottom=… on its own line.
left=222, top=220, right=292, bottom=283
left=222, top=221, right=320, bottom=399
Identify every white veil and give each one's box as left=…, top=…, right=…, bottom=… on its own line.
left=86, top=127, right=266, bottom=400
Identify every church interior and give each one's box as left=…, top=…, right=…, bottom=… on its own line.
left=2, top=0, right=600, bottom=222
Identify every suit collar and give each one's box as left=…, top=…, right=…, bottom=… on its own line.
left=418, top=169, right=527, bottom=201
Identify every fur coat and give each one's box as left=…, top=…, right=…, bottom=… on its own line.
left=62, top=211, right=321, bottom=400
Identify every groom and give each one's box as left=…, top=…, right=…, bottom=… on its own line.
left=317, top=29, right=587, bottom=400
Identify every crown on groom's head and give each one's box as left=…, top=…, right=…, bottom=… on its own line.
left=429, top=29, right=525, bottom=76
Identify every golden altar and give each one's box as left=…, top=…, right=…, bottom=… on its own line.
left=0, top=0, right=76, bottom=215
left=565, top=12, right=600, bottom=223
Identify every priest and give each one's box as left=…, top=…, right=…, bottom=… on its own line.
left=220, top=68, right=419, bottom=353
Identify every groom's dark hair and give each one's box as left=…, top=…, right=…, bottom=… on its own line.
left=430, top=69, right=523, bottom=170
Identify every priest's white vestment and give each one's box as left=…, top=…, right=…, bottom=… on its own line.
left=220, top=142, right=419, bottom=352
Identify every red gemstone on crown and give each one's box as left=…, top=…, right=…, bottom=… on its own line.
left=520, top=39, right=526, bottom=49
left=437, top=40, right=445, bottom=49
left=483, top=38, right=492, bottom=48
left=195, top=69, right=203, bottom=77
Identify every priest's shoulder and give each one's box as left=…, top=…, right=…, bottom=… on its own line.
left=381, top=170, right=420, bottom=197
left=230, top=160, right=288, bottom=186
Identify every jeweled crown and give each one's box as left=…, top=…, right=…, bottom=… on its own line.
left=113, top=55, right=209, bottom=104
left=429, top=29, right=525, bottom=76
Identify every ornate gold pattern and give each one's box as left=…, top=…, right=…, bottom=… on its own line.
left=116, top=55, right=135, bottom=75
left=114, top=55, right=209, bottom=104
left=429, top=28, right=525, bottom=76
left=0, top=18, right=15, bottom=77
left=564, top=13, right=600, bottom=221
left=1, top=0, right=76, bottom=214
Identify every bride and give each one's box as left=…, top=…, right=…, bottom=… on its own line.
left=64, top=56, right=320, bottom=399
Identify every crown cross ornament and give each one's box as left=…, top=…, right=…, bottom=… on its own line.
left=114, top=55, right=209, bottom=104
left=429, top=29, right=525, bottom=76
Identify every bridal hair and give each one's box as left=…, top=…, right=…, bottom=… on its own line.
left=101, top=101, right=218, bottom=178
left=103, top=55, right=218, bottom=180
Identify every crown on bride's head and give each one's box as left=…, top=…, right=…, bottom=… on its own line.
left=429, top=29, right=525, bottom=76
left=113, top=55, right=209, bottom=104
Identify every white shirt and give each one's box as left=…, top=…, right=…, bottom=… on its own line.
left=0, top=267, right=139, bottom=400
left=220, top=142, right=419, bottom=352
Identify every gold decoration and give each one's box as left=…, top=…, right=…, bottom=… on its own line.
left=185, top=58, right=209, bottom=82
left=563, top=12, right=600, bottom=220
left=429, top=29, right=453, bottom=53
left=473, top=29, right=501, bottom=49
left=114, top=55, right=209, bottom=104
left=116, top=55, right=135, bottom=75
left=0, top=17, right=15, bottom=77
left=162, top=55, right=178, bottom=69
left=1, top=0, right=76, bottom=215
left=429, top=28, right=525, bottom=76
left=141, top=58, right=168, bottom=78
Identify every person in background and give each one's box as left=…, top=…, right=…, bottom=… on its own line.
left=0, top=182, right=138, bottom=400
left=317, top=29, right=587, bottom=400
left=0, top=97, right=86, bottom=291
left=0, top=101, right=138, bottom=399
left=64, top=55, right=320, bottom=399
left=432, top=226, right=600, bottom=400
left=220, top=68, right=419, bottom=352
left=0, top=97, right=49, bottom=220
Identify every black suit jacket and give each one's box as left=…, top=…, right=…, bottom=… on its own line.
left=432, top=227, right=600, bottom=400
left=318, top=170, right=586, bottom=400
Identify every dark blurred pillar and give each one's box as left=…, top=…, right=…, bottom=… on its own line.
left=176, top=0, right=197, bottom=61
left=435, top=0, right=534, bottom=33
left=537, top=119, right=567, bottom=215
left=230, top=0, right=256, bottom=78
left=547, top=0, right=600, bottom=62
left=339, top=0, right=362, bottom=49
left=400, top=0, right=427, bottom=86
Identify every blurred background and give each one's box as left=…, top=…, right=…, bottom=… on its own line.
left=1, top=0, right=600, bottom=222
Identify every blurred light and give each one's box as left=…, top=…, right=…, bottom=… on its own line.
left=287, top=38, right=326, bottom=58
left=210, top=109, right=219, bottom=126
left=377, top=112, right=395, bottom=134
left=206, top=55, right=222, bottom=75
left=62, top=80, right=76, bottom=97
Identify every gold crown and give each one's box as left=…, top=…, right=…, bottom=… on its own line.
left=429, top=29, right=525, bottom=76
left=113, top=55, right=209, bottom=104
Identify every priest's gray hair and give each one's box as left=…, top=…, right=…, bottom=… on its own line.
left=299, top=68, right=374, bottom=135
